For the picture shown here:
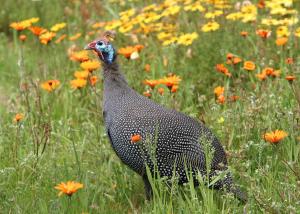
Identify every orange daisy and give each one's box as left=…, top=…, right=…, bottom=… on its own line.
left=54, top=181, right=83, bottom=197
left=243, top=61, right=256, bottom=71
left=70, top=79, right=87, bottom=89
left=14, top=113, right=24, bottom=123
left=40, top=80, right=60, bottom=92
left=263, top=130, right=288, bottom=144
left=80, top=60, right=101, bottom=72
left=29, top=26, right=46, bottom=36
left=70, top=51, right=90, bottom=62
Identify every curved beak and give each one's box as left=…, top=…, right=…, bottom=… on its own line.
left=84, top=41, right=104, bottom=60
left=84, top=41, right=96, bottom=50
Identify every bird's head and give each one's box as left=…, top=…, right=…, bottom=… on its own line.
left=84, top=32, right=116, bottom=64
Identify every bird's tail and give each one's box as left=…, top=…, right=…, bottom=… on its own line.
left=223, top=173, right=248, bottom=203
left=210, top=171, right=247, bottom=203
left=228, top=184, right=248, bottom=203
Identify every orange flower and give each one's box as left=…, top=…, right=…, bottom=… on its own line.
left=270, top=70, right=280, bottom=77
left=118, top=46, right=137, bottom=59
left=262, top=67, right=274, bottom=76
left=257, top=0, right=265, bottom=8
left=14, top=113, right=24, bottom=123
left=215, top=64, right=231, bottom=76
left=143, top=79, right=160, bottom=88
left=41, top=80, right=60, bottom=92
left=89, top=76, right=98, bottom=86
left=70, top=79, right=87, bottom=89
left=256, top=72, right=267, bottom=81
left=143, top=90, right=152, bottom=97
left=171, top=85, right=178, bottom=93
left=19, top=35, right=27, bottom=42
left=243, top=61, right=255, bottom=71
left=70, top=51, right=90, bottom=62
left=39, top=32, right=56, bottom=45
left=144, top=64, right=151, bottom=72
left=55, top=34, right=67, bottom=44
left=230, top=95, right=239, bottom=102
left=10, top=17, right=39, bottom=31
left=240, top=31, right=248, bottom=37
left=285, top=58, right=293, bottom=65
left=160, top=75, right=182, bottom=88
left=29, top=26, right=46, bottom=36
left=134, top=44, right=144, bottom=52
left=80, top=60, right=101, bottom=72
left=54, top=181, right=83, bottom=197
left=217, top=94, right=225, bottom=104
left=226, top=53, right=234, bottom=61
left=256, top=29, right=271, bottom=39
left=276, top=37, right=288, bottom=46
left=157, top=87, right=164, bottom=95
left=118, top=45, right=144, bottom=59
left=233, top=57, right=242, bottom=64
left=69, top=33, right=82, bottom=41
left=74, top=70, right=89, bottom=79
left=285, top=75, right=296, bottom=82
left=10, top=21, right=30, bottom=31
left=263, top=130, right=288, bottom=144
left=131, top=134, right=141, bottom=143
left=214, top=86, right=224, bottom=97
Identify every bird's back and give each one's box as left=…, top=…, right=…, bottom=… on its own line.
left=104, top=85, right=228, bottom=182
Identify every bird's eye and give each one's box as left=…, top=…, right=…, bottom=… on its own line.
left=97, top=41, right=104, bottom=46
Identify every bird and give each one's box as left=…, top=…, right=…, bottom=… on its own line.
left=84, top=32, right=247, bottom=202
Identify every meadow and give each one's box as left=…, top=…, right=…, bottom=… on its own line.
left=0, top=0, right=300, bottom=213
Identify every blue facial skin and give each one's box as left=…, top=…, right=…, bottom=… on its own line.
left=95, top=41, right=115, bottom=64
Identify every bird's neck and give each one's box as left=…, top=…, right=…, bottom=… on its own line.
left=103, top=60, right=127, bottom=85
left=103, top=60, right=130, bottom=106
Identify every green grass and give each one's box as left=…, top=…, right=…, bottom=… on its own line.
left=1, top=0, right=300, bottom=213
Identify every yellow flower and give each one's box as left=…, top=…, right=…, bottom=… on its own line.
left=74, top=70, right=89, bottom=79
left=201, top=22, right=220, bottom=32
left=55, top=181, right=83, bottom=197
left=27, top=17, right=39, bottom=24
left=161, top=5, right=181, bottom=17
left=119, top=9, right=135, bottom=18
left=162, top=37, right=177, bottom=46
left=40, top=80, right=60, bottom=92
left=70, top=79, right=87, bottom=89
left=226, top=12, right=242, bottom=21
left=157, top=32, right=173, bottom=41
left=177, top=32, right=198, bottom=46
left=80, top=60, right=101, bottom=72
left=276, top=26, right=290, bottom=38
left=204, top=10, right=223, bottom=19
left=118, top=23, right=133, bottom=33
left=105, top=20, right=121, bottom=31
left=50, top=22, right=66, bottom=32
left=295, top=27, right=300, bottom=37
left=184, top=2, right=205, bottom=12
left=39, top=32, right=56, bottom=45
left=263, top=130, right=288, bottom=144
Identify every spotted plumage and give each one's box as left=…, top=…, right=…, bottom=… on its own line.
left=85, top=36, right=247, bottom=202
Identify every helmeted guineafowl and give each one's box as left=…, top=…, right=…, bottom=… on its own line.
left=84, top=33, right=247, bottom=202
